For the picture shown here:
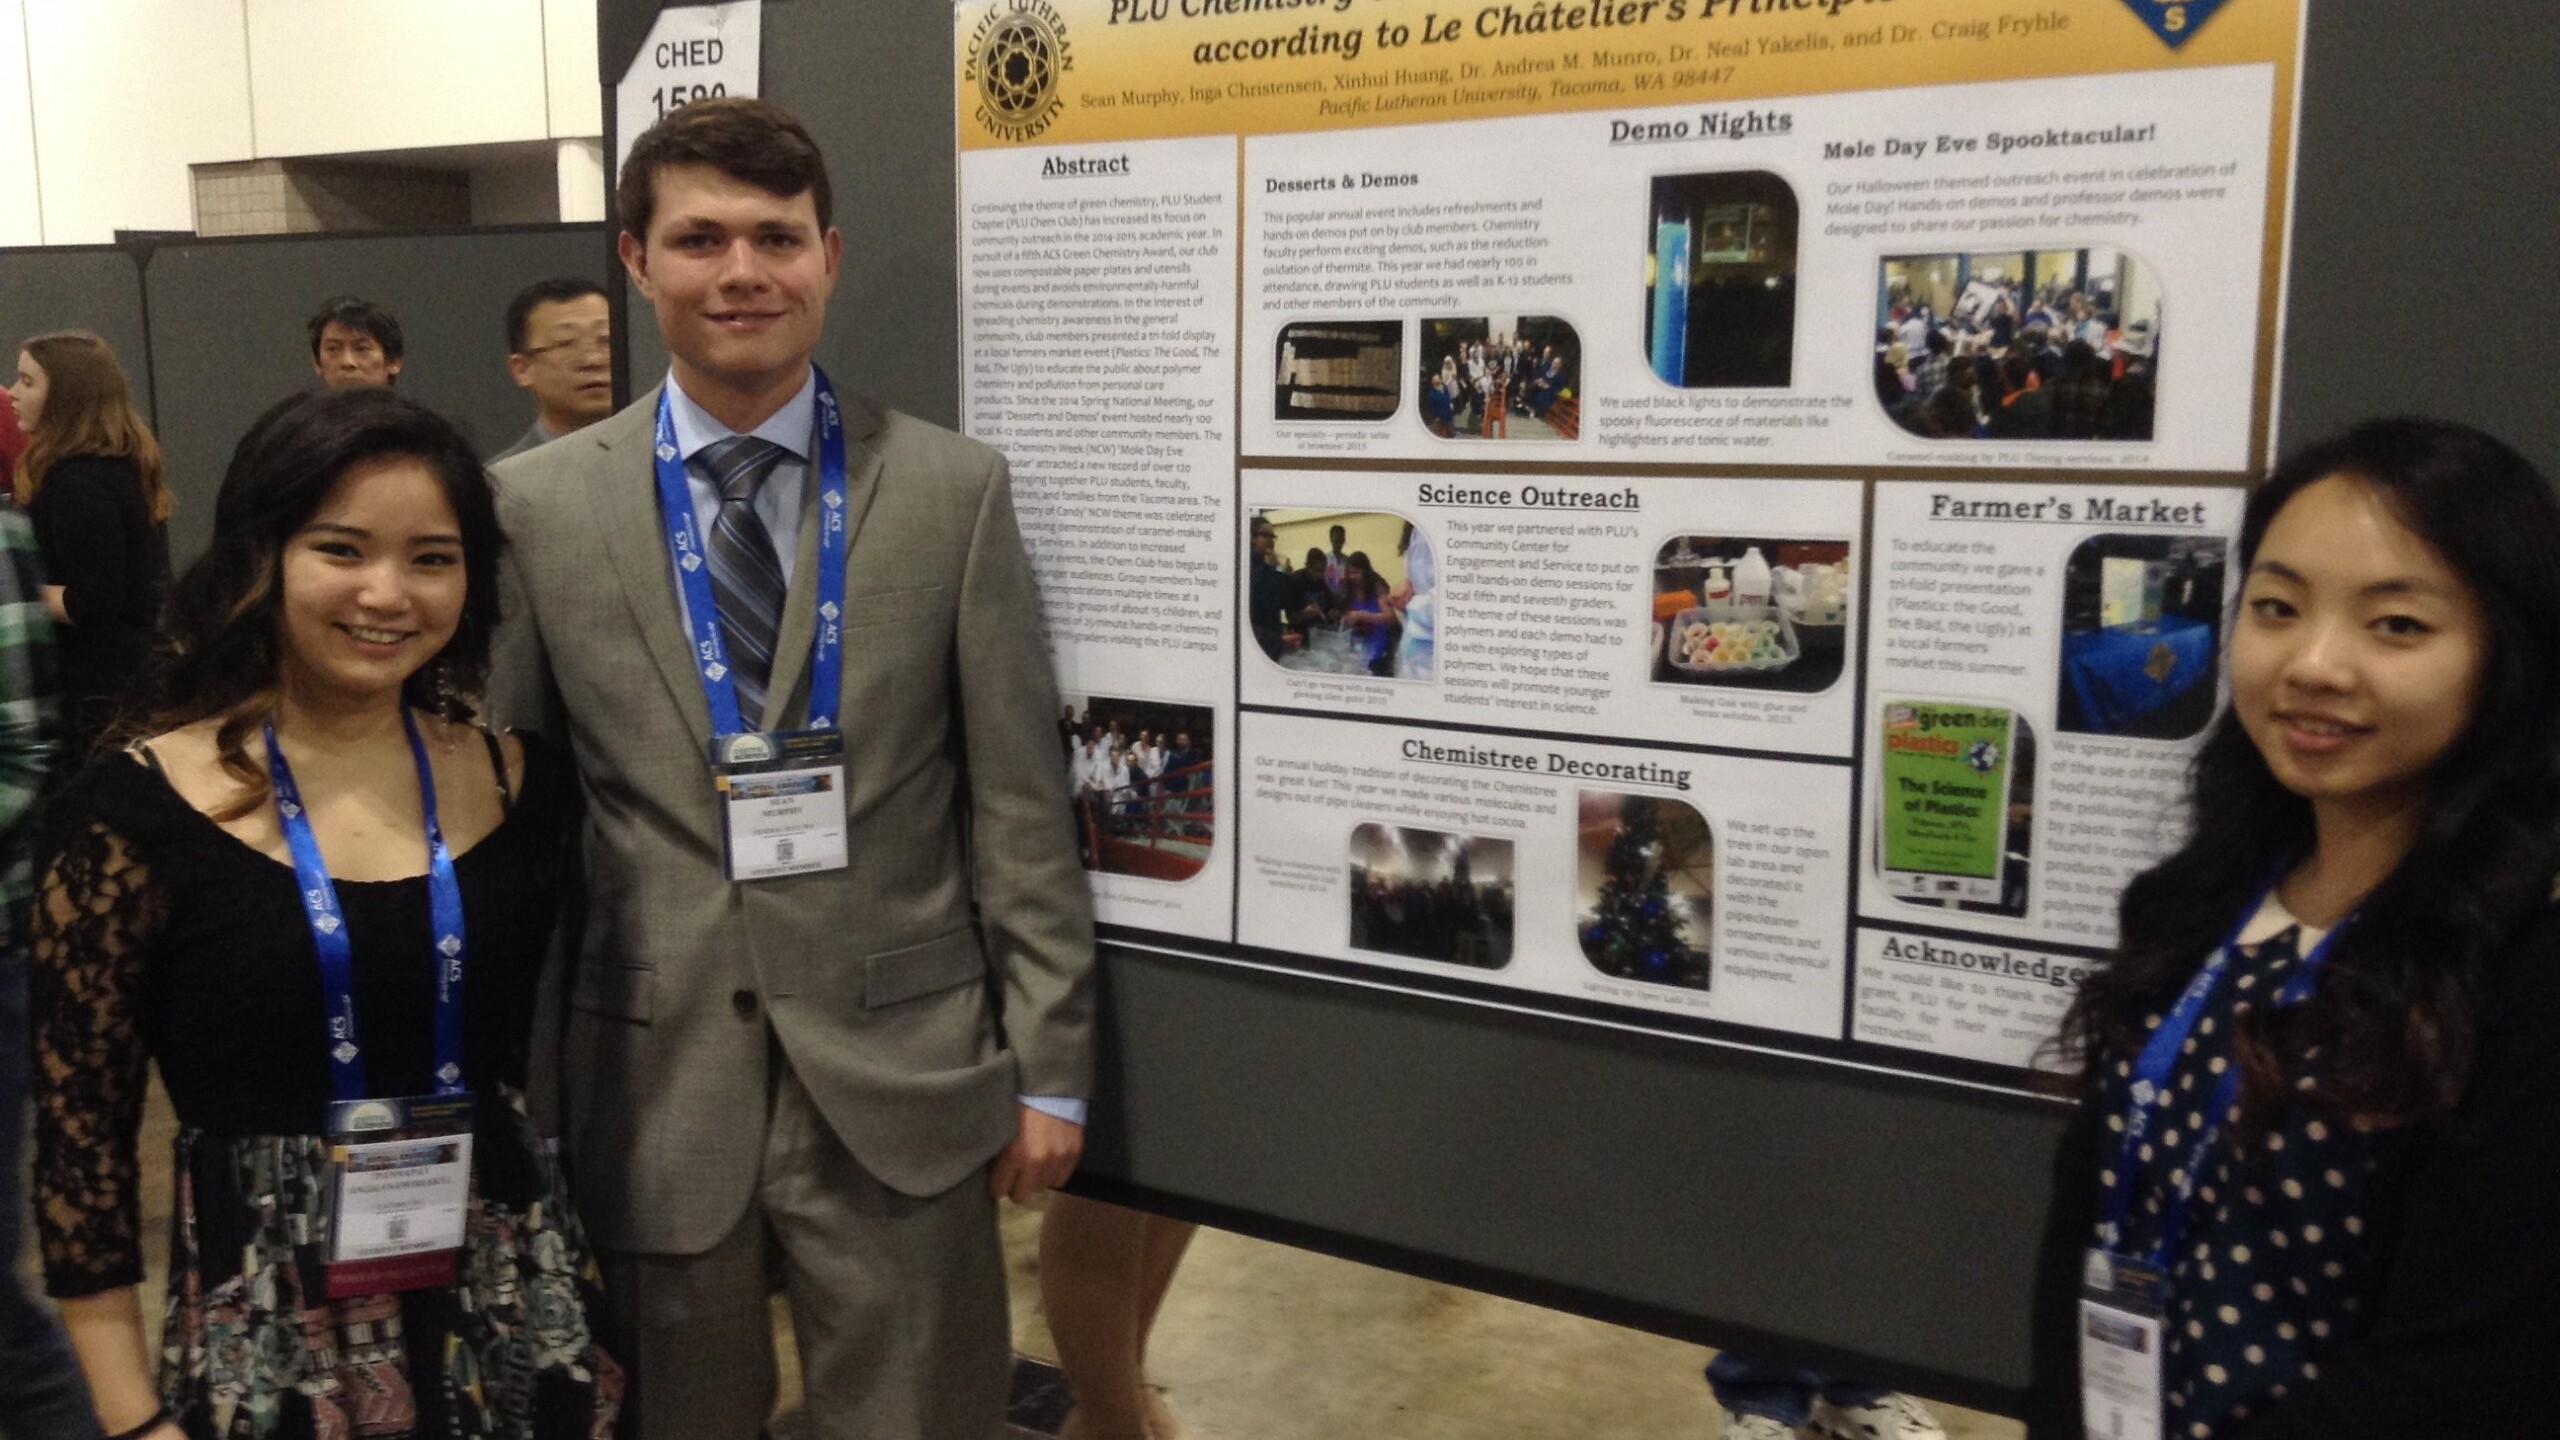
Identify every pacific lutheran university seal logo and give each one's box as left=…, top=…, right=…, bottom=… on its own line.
left=2116, top=0, right=2231, bottom=47
left=965, top=0, right=1072, bottom=142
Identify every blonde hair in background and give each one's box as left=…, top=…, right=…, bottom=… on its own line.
left=13, top=331, right=171, bottom=522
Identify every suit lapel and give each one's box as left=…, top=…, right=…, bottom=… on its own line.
left=766, top=393, right=886, bottom=725
left=589, top=387, right=717, bottom=750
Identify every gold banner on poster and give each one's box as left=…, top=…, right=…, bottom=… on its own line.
left=956, top=0, right=2300, bottom=150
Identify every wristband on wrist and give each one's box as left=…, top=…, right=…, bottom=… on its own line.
left=104, top=1406, right=170, bottom=1440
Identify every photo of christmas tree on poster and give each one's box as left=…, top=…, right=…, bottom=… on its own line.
left=1575, top=790, right=1715, bottom=993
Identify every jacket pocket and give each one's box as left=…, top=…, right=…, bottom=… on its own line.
left=570, top=962, right=653, bottom=1022
left=841, top=584, right=949, bottom=630
left=862, top=931, right=985, bottom=1009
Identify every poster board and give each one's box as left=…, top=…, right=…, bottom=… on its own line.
left=953, top=0, right=2302, bottom=1095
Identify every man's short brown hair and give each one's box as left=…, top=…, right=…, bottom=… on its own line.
left=616, top=97, right=833, bottom=239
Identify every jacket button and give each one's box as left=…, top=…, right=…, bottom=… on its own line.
left=732, top=989, right=759, bottom=1019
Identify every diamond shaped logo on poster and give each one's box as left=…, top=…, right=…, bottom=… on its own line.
left=2121, top=0, right=2232, bottom=47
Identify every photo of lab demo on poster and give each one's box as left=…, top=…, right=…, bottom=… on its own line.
left=1877, top=700, right=2036, bottom=920
left=1347, top=823, right=1516, bottom=969
left=1643, top=170, right=1798, bottom=388
left=1419, top=315, right=1582, bottom=440
left=1576, top=790, right=1714, bottom=992
left=1651, top=534, right=1851, bottom=693
left=1059, top=694, right=1217, bottom=882
left=1245, top=507, right=1437, bottom=680
left=1275, top=320, right=1402, bottom=421
left=1875, top=248, right=2162, bottom=442
left=2056, top=534, right=2228, bottom=740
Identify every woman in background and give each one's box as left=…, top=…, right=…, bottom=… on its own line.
left=2029, top=418, right=2560, bottom=1438
left=8, top=333, right=172, bottom=763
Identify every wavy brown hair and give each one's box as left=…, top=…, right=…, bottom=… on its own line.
left=617, top=96, right=831, bottom=238
left=146, top=388, right=504, bottom=820
left=2056, top=419, right=2560, bottom=1136
left=13, top=332, right=170, bottom=521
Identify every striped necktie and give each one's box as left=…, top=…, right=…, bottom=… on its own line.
left=697, top=434, right=789, bottom=730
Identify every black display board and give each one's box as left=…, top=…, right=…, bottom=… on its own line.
left=140, top=227, right=609, bottom=563
left=596, top=0, right=2558, bottom=1410
left=604, top=0, right=957, bottom=427
left=0, top=245, right=156, bottom=423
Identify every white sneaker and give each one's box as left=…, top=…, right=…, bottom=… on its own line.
left=1719, top=1412, right=1806, bottom=1440
left=1808, top=1392, right=1947, bottom=1440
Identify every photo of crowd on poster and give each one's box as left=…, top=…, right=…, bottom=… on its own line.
left=2056, top=534, right=2227, bottom=740
left=1418, top=315, right=1581, bottom=440
left=1575, top=791, right=1714, bottom=992
left=1874, top=248, right=2161, bottom=442
left=1059, top=694, right=1217, bottom=882
left=1643, top=170, right=1799, bottom=388
left=1245, top=507, right=1436, bottom=680
left=1274, top=320, right=1403, bottom=422
left=1346, top=823, right=1516, bottom=969
left=1650, top=534, right=1852, bottom=693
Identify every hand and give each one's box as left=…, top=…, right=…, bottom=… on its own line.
left=989, top=1105, right=1083, bottom=1204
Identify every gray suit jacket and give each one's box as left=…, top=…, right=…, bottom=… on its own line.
left=488, top=418, right=554, bottom=464
left=488, top=387, right=1095, bottom=1256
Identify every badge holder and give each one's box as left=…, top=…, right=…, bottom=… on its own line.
left=657, top=370, right=859, bottom=887
left=2078, top=1248, right=2168, bottom=1439
left=713, top=729, right=850, bottom=882
left=270, top=710, right=481, bottom=1300
left=323, top=1093, right=477, bottom=1298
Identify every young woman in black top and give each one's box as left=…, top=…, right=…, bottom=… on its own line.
left=30, top=388, right=618, bottom=1439
left=2029, top=418, right=2560, bottom=1438
left=8, top=333, right=173, bottom=763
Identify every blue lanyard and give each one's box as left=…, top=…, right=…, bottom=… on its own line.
left=2098, top=891, right=2343, bottom=1266
left=267, top=710, right=467, bottom=1106
left=651, top=370, right=849, bottom=735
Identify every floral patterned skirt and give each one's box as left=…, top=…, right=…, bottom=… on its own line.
left=159, top=1093, right=622, bottom=1439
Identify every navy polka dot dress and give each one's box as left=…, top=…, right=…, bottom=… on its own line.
left=2090, top=898, right=2398, bottom=1438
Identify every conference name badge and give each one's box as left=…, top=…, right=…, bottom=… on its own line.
left=2079, top=1249, right=2168, bottom=1439
left=712, top=728, right=850, bottom=882
left=323, top=1094, right=476, bottom=1298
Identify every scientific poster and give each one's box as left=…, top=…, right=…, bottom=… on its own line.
left=957, top=0, right=2302, bottom=1091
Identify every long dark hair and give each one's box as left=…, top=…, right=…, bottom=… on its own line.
left=14, top=331, right=170, bottom=521
left=2059, top=418, right=2560, bottom=1132
left=147, top=388, right=505, bottom=819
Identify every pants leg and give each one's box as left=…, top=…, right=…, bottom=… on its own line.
left=0, top=956, right=100, bottom=1440
left=1705, top=1352, right=1822, bottom=1428
left=763, top=1065, right=1009, bottom=1440
left=594, top=1204, right=777, bottom=1440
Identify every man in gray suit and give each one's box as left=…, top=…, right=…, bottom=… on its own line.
left=488, top=98, right=1093, bottom=1440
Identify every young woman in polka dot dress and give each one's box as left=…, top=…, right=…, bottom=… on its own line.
left=2025, top=419, right=2560, bottom=1439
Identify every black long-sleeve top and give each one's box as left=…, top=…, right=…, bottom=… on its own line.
left=2026, top=900, right=2560, bottom=1438
left=24, top=454, right=170, bottom=759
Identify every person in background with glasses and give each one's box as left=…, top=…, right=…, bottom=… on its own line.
left=492, top=278, right=615, bottom=462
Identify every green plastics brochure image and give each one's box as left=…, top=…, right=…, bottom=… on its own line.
left=1879, top=700, right=2017, bottom=905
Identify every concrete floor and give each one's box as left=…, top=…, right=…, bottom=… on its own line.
left=989, top=1199, right=2022, bottom=1440
left=111, top=1080, right=2020, bottom=1439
